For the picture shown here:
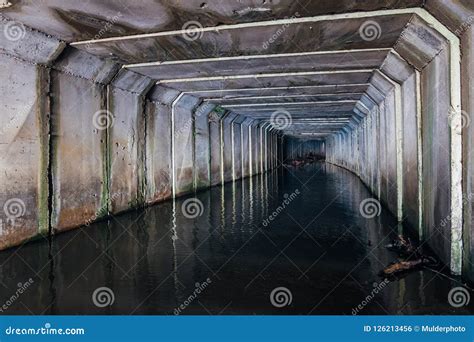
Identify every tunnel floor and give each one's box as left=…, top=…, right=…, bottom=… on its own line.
left=0, top=163, right=471, bottom=315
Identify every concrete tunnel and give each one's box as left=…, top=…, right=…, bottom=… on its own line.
left=1, top=0, right=474, bottom=309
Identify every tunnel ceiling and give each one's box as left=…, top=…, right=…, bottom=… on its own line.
left=0, top=0, right=467, bottom=138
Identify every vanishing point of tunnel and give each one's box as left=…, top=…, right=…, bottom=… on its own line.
left=0, top=0, right=474, bottom=314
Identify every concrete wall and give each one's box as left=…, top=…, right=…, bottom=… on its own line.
left=326, top=33, right=461, bottom=274
left=0, top=54, right=49, bottom=248
left=0, top=37, right=280, bottom=251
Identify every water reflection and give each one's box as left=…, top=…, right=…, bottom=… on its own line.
left=0, top=163, right=471, bottom=314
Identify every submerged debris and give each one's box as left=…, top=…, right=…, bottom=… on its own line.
left=381, top=256, right=437, bottom=277
left=284, top=154, right=325, bottom=167
left=385, top=235, right=418, bottom=258
left=381, top=235, right=437, bottom=278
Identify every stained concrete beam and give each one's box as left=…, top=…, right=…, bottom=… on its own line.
left=226, top=102, right=359, bottom=116
left=0, top=17, right=65, bottom=65
left=365, top=84, right=386, bottom=103
left=110, top=68, right=154, bottom=95
left=186, top=84, right=371, bottom=99
left=380, top=51, right=414, bottom=83
left=246, top=113, right=355, bottom=120
left=394, top=15, right=447, bottom=70
left=125, top=49, right=390, bottom=80
left=208, top=94, right=364, bottom=106
left=425, top=0, right=474, bottom=35
left=53, top=47, right=120, bottom=84
left=157, top=71, right=374, bottom=92
left=368, top=71, right=395, bottom=96
left=147, top=84, right=181, bottom=104
left=1, top=0, right=422, bottom=42
left=72, top=15, right=411, bottom=63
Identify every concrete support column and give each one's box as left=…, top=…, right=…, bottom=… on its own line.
left=194, top=102, right=215, bottom=191
left=145, top=85, right=181, bottom=204
left=0, top=24, right=64, bottom=247
left=171, top=94, right=201, bottom=197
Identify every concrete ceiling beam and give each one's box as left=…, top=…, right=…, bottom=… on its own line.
left=185, top=84, right=371, bottom=98
left=53, top=47, right=120, bottom=85
left=124, top=49, right=390, bottom=80
left=70, top=13, right=412, bottom=63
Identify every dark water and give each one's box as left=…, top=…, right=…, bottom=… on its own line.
left=0, top=163, right=472, bottom=315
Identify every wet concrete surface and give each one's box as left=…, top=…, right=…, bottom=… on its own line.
left=0, top=163, right=472, bottom=315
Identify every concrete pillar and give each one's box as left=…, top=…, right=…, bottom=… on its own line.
left=0, top=22, right=64, bottom=247
left=209, top=109, right=224, bottom=186
left=232, top=116, right=246, bottom=181
left=241, top=118, right=253, bottom=178
left=108, top=69, right=154, bottom=213
left=172, top=94, right=200, bottom=197
left=194, top=102, right=215, bottom=191
left=221, top=112, right=238, bottom=183
left=50, top=49, right=122, bottom=231
left=145, top=86, right=180, bottom=204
